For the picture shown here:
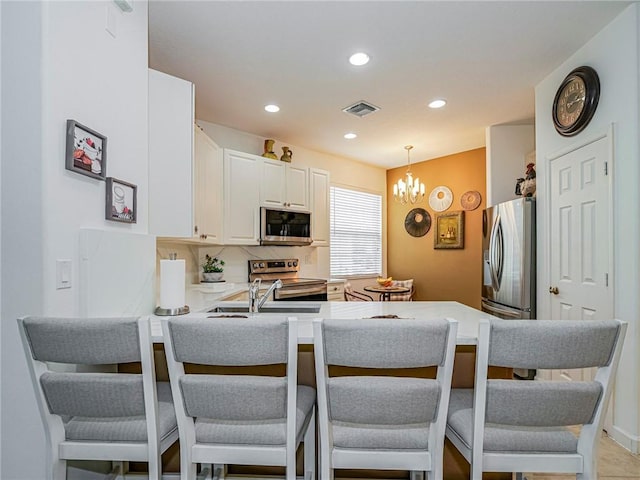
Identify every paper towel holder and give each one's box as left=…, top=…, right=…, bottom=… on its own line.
left=156, top=252, right=189, bottom=316
left=155, top=305, right=190, bottom=316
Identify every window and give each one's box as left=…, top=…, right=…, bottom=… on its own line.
left=330, top=186, right=382, bottom=277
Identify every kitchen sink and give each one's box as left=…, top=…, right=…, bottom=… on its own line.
left=208, top=304, right=321, bottom=314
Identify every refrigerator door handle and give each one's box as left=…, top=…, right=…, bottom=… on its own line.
left=481, top=300, right=529, bottom=319
left=489, top=214, right=504, bottom=291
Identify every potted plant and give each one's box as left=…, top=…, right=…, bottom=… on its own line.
left=202, top=254, right=225, bottom=282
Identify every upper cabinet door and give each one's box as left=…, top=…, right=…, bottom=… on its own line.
left=260, top=159, right=309, bottom=210
left=148, top=69, right=194, bottom=237
left=223, top=150, right=261, bottom=245
left=286, top=164, right=309, bottom=210
left=194, top=126, right=223, bottom=243
left=260, top=158, right=286, bottom=207
left=310, top=167, right=330, bottom=246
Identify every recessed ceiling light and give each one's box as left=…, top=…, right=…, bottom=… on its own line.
left=428, top=99, right=447, bottom=109
left=344, top=133, right=357, bottom=140
left=349, top=52, right=370, bottom=66
left=264, top=104, right=280, bottom=113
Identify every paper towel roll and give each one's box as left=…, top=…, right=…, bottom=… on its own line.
left=160, top=259, right=186, bottom=309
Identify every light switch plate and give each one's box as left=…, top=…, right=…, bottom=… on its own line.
left=56, top=259, right=72, bottom=289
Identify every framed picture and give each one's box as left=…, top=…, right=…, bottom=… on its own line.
left=434, top=210, right=464, bottom=249
left=106, top=177, right=137, bottom=223
left=65, top=119, right=107, bottom=180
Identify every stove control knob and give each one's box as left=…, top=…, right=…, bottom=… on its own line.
left=252, top=263, right=259, bottom=269
left=293, top=261, right=298, bottom=267
left=287, top=261, right=293, bottom=267
left=259, top=262, right=265, bottom=268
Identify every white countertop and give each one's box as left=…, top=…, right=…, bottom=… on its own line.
left=151, top=298, right=496, bottom=345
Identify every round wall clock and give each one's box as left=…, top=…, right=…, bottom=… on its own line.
left=429, top=186, right=453, bottom=212
left=552, top=66, right=600, bottom=137
left=460, top=190, right=482, bottom=211
left=404, top=208, right=431, bottom=237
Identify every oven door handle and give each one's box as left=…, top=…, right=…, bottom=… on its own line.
left=275, top=286, right=327, bottom=299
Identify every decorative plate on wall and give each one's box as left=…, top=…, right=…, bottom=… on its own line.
left=460, top=190, right=482, bottom=211
left=404, top=208, right=431, bottom=237
left=429, top=186, right=453, bottom=212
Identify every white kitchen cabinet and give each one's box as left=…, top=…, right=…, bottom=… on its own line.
left=310, top=167, right=330, bottom=246
left=148, top=69, right=194, bottom=237
left=260, top=158, right=309, bottom=210
left=193, top=126, right=223, bottom=243
left=327, top=279, right=345, bottom=301
left=223, top=149, right=261, bottom=245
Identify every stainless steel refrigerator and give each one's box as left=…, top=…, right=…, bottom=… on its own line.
left=481, top=197, right=536, bottom=320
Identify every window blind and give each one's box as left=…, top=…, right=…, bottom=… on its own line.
left=330, top=186, right=382, bottom=277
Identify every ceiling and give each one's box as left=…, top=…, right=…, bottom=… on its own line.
left=148, top=1, right=630, bottom=169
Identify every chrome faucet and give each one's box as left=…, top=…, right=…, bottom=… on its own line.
left=248, top=278, right=283, bottom=313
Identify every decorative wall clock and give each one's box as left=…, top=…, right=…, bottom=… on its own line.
left=552, top=66, right=600, bottom=137
left=404, top=208, right=431, bottom=237
left=460, top=190, right=482, bottom=211
left=429, top=186, right=453, bottom=212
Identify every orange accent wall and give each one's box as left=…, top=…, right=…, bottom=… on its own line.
left=387, top=148, right=486, bottom=308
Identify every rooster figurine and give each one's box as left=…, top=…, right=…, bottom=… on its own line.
left=521, top=163, right=536, bottom=197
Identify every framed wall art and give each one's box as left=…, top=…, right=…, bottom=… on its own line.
left=65, top=119, right=107, bottom=180
left=434, top=210, right=464, bottom=249
left=106, top=177, right=137, bottom=223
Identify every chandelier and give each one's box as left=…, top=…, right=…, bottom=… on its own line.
left=393, top=145, right=425, bottom=204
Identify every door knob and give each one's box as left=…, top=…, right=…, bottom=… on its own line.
left=549, top=286, right=559, bottom=295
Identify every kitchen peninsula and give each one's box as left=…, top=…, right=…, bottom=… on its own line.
left=150, top=298, right=496, bottom=344
left=148, top=299, right=504, bottom=480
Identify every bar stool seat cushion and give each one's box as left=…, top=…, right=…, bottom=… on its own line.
left=194, top=385, right=315, bottom=445
left=332, top=422, right=429, bottom=450
left=64, top=382, right=177, bottom=443
left=447, top=389, right=578, bottom=454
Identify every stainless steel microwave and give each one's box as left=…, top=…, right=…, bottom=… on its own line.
left=260, top=207, right=312, bottom=246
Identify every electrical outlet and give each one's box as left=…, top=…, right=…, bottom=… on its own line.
left=304, top=253, right=312, bottom=265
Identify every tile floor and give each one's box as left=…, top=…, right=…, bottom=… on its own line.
left=527, top=432, right=640, bottom=480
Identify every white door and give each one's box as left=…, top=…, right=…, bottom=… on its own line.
left=548, top=134, right=613, bottom=385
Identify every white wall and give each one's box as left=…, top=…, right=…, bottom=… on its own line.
left=1, top=4, right=47, bottom=479
left=0, top=1, right=4, bottom=474
left=485, top=124, right=535, bottom=206
left=42, top=1, right=150, bottom=315
left=535, top=4, right=639, bottom=452
left=1, top=2, right=150, bottom=479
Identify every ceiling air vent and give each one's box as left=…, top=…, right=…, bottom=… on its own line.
left=342, top=100, right=380, bottom=118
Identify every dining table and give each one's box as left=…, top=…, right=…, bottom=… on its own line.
left=363, top=284, right=411, bottom=301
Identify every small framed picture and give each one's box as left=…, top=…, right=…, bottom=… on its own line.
left=434, top=210, right=464, bottom=249
left=106, top=177, right=137, bottom=223
left=65, top=119, right=107, bottom=180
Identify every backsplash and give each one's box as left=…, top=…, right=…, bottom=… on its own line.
left=156, top=241, right=329, bottom=286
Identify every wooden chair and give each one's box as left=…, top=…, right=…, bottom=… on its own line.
left=446, top=318, right=627, bottom=480
left=18, top=316, right=178, bottom=480
left=314, top=317, right=458, bottom=480
left=343, top=282, right=373, bottom=301
left=163, top=316, right=316, bottom=480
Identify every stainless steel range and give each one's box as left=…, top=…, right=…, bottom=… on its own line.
left=248, top=259, right=328, bottom=302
